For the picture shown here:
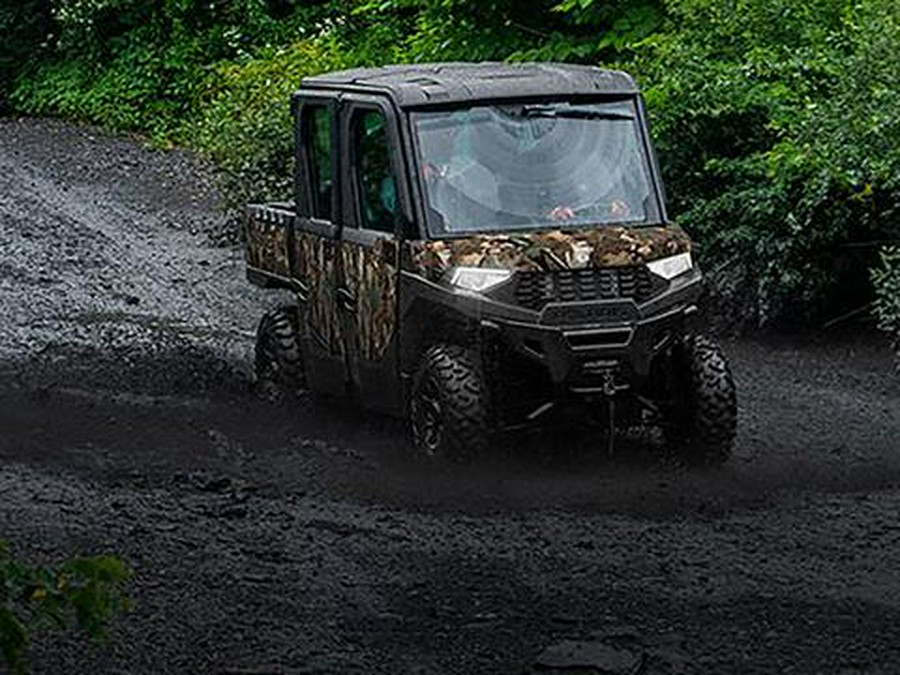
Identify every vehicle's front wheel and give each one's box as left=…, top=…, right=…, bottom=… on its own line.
left=662, top=334, right=737, bottom=466
left=409, top=345, right=490, bottom=461
left=255, top=306, right=305, bottom=400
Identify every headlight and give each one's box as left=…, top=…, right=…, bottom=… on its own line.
left=646, top=252, right=693, bottom=280
left=449, top=266, right=512, bottom=293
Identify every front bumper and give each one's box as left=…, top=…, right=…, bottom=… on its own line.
left=481, top=273, right=703, bottom=394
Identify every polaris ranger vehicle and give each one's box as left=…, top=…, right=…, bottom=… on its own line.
left=244, top=62, right=737, bottom=464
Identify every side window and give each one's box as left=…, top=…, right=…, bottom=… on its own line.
left=352, top=109, right=398, bottom=234
left=305, top=104, right=332, bottom=221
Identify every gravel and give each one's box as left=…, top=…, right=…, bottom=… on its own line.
left=1, top=116, right=899, bottom=674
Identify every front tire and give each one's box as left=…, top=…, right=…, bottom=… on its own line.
left=255, top=306, right=305, bottom=400
left=409, top=345, right=490, bottom=461
left=663, top=335, right=737, bottom=466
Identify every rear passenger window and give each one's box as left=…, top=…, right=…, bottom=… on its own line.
left=352, top=109, right=399, bottom=234
left=305, top=105, right=332, bottom=221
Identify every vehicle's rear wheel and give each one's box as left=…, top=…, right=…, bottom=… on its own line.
left=255, top=306, right=305, bottom=400
left=662, top=334, right=737, bottom=466
left=410, top=345, right=490, bottom=461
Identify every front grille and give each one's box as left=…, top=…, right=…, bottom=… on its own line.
left=514, top=266, right=655, bottom=311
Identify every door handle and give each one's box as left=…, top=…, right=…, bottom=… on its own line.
left=336, top=287, right=356, bottom=312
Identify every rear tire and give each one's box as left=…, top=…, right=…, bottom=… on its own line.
left=663, top=335, right=737, bottom=466
left=409, top=345, right=490, bottom=462
left=255, top=306, right=305, bottom=400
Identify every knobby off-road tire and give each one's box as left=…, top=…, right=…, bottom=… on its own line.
left=410, top=345, right=490, bottom=462
left=665, top=334, right=737, bottom=466
left=254, top=306, right=305, bottom=401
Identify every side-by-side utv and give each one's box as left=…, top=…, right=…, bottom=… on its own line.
left=243, top=62, right=737, bottom=464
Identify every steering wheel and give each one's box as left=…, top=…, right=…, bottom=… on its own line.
left=423, top=162, right=450, bottom=182
left=548, top=199, right=631, bottom=221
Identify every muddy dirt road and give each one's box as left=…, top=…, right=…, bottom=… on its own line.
left=1, top=118, right=899, bottom=674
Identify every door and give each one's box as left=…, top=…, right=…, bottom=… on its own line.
left=336, top=100, right=406, bottom=413
left=292, top=95, right=346, bottom=396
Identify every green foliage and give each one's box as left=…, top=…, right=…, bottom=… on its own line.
left=11, top=0, right=316, bottom=135
left=0, top=542, right=131, bottom=674
left=342, top=0, right=662, bottom=64
left=633, top=0, right=900, bottom=325
left=515, top=0, right=662, bottom=61
left=347, top=0, right=531, bottom=63
left=13, top=40, right=197, bottom=137
left=190, top=39, right=346, bottom=206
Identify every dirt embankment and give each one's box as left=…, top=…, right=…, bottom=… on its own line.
left=1, top=117, right=899, bottom=674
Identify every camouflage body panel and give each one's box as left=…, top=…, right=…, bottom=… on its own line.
left=340, top=239, right=398, bottom=361
left=294, top=230, right=343, bottom=356
left=244, top=205, right=291, bottom=277
left=406, top=225, right=691, bottom=280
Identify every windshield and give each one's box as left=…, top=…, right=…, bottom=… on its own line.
left=412, top=100, right=658, bottom=235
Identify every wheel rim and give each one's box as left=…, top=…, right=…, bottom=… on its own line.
left=412, top=376, right=443, bottom=456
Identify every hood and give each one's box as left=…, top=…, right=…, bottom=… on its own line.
left=408, top=225, right=692, bottom=280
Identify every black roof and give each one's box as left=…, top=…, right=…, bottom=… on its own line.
left=299, top=62, right=637, bottom=107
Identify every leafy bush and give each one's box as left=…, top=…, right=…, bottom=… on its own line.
left=0, top=542, right=130, bottom=674
left=633, top=0, right=900, bottom=326
left=188, top=39, right=346, bottom=207
left=11, top=0, right=304, bottom=136
left=12, top=43, right=196, bottom=137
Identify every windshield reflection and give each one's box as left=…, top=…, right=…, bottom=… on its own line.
left=413, top=100, right=656, bottom=235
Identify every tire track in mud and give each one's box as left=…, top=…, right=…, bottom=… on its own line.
left=0, top=116, right=266, bottom=396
